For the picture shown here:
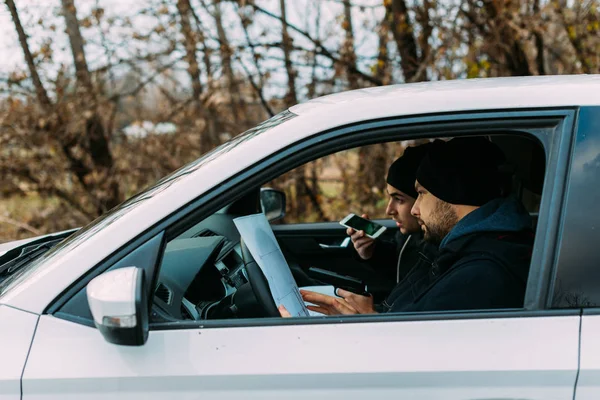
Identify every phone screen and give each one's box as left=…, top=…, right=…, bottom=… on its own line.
left=344, top=215, right=383, bottom=236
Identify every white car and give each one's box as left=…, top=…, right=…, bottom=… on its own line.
left=2, top=75, right=600, bottom=399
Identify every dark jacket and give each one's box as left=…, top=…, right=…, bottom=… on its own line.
left=395, top=196, right=534, bottom=313
left=364, top=231, right=438, bottom=312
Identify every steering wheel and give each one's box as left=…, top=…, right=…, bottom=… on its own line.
left=239, top=238, right=280, bottom=317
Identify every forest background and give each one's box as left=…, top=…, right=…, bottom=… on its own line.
left=0, top=0, right=598, bottom=242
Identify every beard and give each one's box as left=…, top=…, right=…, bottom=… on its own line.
left=421, top=200, right=459, bottom=245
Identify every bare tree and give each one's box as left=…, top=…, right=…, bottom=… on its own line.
left=177, top=0, right=203, bottom=100
left=387, top=0, right=423, bottom=82
left=341, top=0, right=359, bottom=90
left=5, top=0, right=52, bottom=111
left=211, top=0, right=242, bottom=125
left=2, top=0, right=600, bottom=239
left=374, top=9, right=391, bottom=84
left=60, top=0, right=120, bottom=213
left=279, top=0, right=298, bottom=105
left=61, top=0, right=94, bottom=92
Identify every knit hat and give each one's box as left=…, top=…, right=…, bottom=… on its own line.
left=386, top=143, right=435, bottom=199
left=416, top=137, right=505, bottom=206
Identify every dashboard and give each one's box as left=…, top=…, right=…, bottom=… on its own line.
left=151, top=213, right=255, bottom=322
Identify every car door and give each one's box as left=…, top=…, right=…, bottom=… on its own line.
left=0, top=306, right=38, bottom=400
left=22, top=110, right=580, bottom=399
left=578, top=312, right=600, bottom=400
left=21, top=311, right=579, bottom=400
left=550, top=107, right=600, bottom=400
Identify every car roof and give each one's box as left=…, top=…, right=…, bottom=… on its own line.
left=289, top=75, right=600, bottom=118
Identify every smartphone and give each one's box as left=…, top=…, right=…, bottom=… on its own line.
left=339, top=213, right=387, bottom=239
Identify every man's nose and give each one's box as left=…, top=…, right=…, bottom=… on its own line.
left=385, top=199, right=394, bottom=215
left=411, top=201, right=419, bottom=217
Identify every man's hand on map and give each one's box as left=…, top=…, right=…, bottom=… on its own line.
left=278, top=289, right=378, bottom=317
left=278, top=304, right=292, bottom=317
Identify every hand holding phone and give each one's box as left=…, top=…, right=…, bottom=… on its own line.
left=341, top=213, right=376, bottom=260
left=340, top=213, right=387, bottom=239
left=340, top=213, right=386, bottom=260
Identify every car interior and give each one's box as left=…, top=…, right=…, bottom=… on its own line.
left=149, top=133, right=546, bottom=323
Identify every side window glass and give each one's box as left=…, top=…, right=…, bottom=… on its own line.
left=55, top=232, right=165, bottom=323
left=552, top=107, right=600, bottom=308
left=264, top=142, right=417, bottom=224
left=149, top=131, right=547, bottom=324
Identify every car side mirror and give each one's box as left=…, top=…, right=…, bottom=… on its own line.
left=86, top=266, right=149, bottom=346
left=260, top=188, right=286, bottom=222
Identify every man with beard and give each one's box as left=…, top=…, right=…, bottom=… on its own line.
left=339, top=143, right=438, bottom=314
left=286, top=136, right=534, bottom=315
left=403, top=137, right=534, bottom=311
left=282, top=144, right=438, bottom=316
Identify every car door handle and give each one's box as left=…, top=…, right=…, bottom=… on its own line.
left=318, top=237, right=351, bottom=249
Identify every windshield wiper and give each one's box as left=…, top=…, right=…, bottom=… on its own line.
left=0, top=240, right=61, bottom=277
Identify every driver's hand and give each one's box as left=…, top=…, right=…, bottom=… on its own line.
left=347, top=213, right=376, bottom=260
left=300, top=290, right=378, bottom=316
left=278, top=305, right=292, bottom=318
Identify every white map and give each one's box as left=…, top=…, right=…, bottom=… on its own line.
left=233, top=214, right=309, bottom=317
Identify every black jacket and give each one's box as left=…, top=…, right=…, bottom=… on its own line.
left=395, top=196, right=534, bottom=312
left=364, top=231, right=438, bottom=312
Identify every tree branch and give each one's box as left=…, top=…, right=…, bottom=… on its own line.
left=109, top=57, right=181, bottom=102
left=387, top=0, right=424, bottom=82
left=0, top=215, right=42, bottom=236
left=236, top=56, right=274, bottom=117
left=61, top=0, right=95, bottom=93
left=239, top=0, right=383, bottom=86
left=5, top=0, right=53, bottom=111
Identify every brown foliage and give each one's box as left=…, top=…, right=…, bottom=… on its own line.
left=1, top=0, right=598, bottom=240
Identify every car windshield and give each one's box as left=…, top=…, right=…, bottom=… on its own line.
left=0, top=111, right=296, bottom=298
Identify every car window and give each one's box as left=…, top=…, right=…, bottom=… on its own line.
left=55, top=232, right=165, bottom=324
left=148, top=130, right=548, bottom=324
left=265, top=142, right=419, bottom=224
left=552, top=107, right=600, bottom=308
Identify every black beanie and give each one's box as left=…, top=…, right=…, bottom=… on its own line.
left=386, top=143, right=434, bottom=199
left=416, top=137, right=505, bottom=206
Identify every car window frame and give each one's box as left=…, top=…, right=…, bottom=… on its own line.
left=48, top=108, right=578, bottom=329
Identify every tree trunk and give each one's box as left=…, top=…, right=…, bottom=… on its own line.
left=532, top=0, right=546, bottom=75
left=177, top=0, right=218, bottom=154
left=61, top=0, right=120, bottom=213
left=188, top=4, right=213, bottom=84
left=176, top=0, right=203, bottom=100
left=61, top=0, right=94, bottom=93
left=188, top=2, right=222, bottom=153
left=5, top=0, right=52, bottom=111
left=416, top=0, right=433, bottom=69
left=375, top=10, right=391, bottom=84
left=342, top=0, right=359, bottom=89
left=350, top=2, right=387, bottom=204
left=307, top=1, right=322, bottom=99
left=212, top=0, right=241, bottom=125
left=279, top=0, right=307, bottom=217
left=239, top=11, right=274, bottom=117
left=387, top=0, right=423, bottom=82
left=279, top=0, right=298, bottom=104
left=465, top=0, right=532, bottom=76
